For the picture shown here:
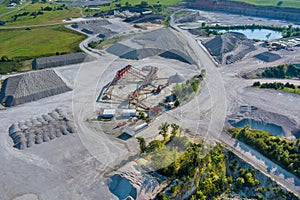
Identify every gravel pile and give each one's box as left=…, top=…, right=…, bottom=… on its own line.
left=9, top=108, right=75, bottom=149
left=0, top=70, right=71, bottom=107
left=72, top=20, right=117, bottom=37
left=107, top=28, right=196, bottom=64
left=204, top=32, right=255, bottom=64
left=254, top=51, right=281, bottom=62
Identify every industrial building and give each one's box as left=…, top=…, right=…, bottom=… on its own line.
left=101, top=109, right=116, bottom=119
left=32, top=52, right=94, bottom=70
left=122, top=109, right=136, bottom=117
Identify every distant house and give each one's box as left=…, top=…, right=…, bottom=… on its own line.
left=32, top=52, right=94, bottom=70
left=8, top=3, right=17, bottom=7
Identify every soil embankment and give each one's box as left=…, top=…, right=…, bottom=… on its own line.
left=187, top=0, right=300, bottom=22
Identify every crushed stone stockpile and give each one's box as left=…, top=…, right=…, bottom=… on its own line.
left=71, top=19, right=117, bottom=37
left=204, top=32, right=255, bottom=64
left=106, top=161, right=164, bottom=200
left=8, top=108, right=76, bottom=149
left=254, top=51, right=281, bottom=62
left=0, top=70, right=71, bottom=107
left=106, top=28, right=196, bottom=65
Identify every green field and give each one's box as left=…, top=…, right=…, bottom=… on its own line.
left=231, top=0, right=300, bottom=8
left=0, top=2, right=82, bottom=26
left=0, top=25, right=86, bottom=59
left=84, top=0, right=182, bottom=14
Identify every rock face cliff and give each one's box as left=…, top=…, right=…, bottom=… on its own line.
left=188, top=0, right=300, bottom=22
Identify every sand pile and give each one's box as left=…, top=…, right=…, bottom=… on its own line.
left=204, top=32, right=255, bottom=64
left=9, top=108, right=75, bottom=149
left=0, top=70, right=71, bottom=107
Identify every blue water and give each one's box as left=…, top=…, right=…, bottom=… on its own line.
left=232, top=119, right=284, bottom=136
left=218, top=29, right=282, bottom=41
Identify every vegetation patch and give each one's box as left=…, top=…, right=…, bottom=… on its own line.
left=137, top=123, right=298, bottom=199
left=259, top=64, right=300, bottom=79
left=0, top=25, right=85, bottom=74
left=229, top=126, right=300, bottom=178
left=84, top=0, right=182, bottom=14
left=172, top=69, right=205, bottom=104
left=252, top=81, right=300, bottom=95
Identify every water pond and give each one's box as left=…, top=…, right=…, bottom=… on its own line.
left=218, top=29, right=282, bottom=41
left=230, top=118, right=284, bottom=136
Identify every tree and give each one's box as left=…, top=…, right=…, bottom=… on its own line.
left=253, top=81, right=261, bottom=87
left=0, top=56, right=9, bottom=62
left=277, top=1, right=283, bottom=6
left=236, top=177, right=245, bottom=187
left=170, top=123, right=180, bottom=139
left=147, top=140, right=164, bottom=153
left=159, top=122, right=170, bottom=141
left=136, top=137, right=146, bottom=153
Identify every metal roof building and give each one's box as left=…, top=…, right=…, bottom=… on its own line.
left=102, top=109, right=116, bottom=118
left=122, top=109, right=136, bottom=117
left=32, top=52, right=94, bottom=70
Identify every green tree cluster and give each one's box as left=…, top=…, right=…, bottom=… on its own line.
left=261, top=64, right=300, bottom=78
left=234, top=127, right=300, bottom=177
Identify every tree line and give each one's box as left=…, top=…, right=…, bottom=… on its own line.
left=231, top=126, right=300, bottom=178
left=260, top=64, right=300, bottom=79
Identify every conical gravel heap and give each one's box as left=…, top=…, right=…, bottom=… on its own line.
left=0, top=69, right=71, bottom=107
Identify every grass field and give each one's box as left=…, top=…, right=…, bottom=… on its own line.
left=0, top=25, right=86, bottom=59
left=231, top=0, right=300, bottom=8
left=84, top=0, right=182, bottom=14
left=0, top=2, right=82, bottom=26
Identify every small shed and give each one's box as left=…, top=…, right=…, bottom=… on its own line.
left=102, top=109, right=116, bottom=118
left=134, top=122, right=148, bottom=132
left=123, top=127, right=135, bottom=137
